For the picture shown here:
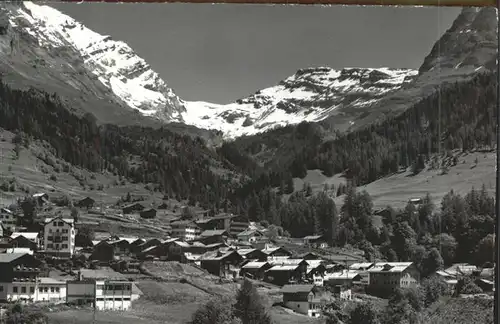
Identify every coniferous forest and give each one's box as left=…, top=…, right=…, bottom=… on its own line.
left=0, top=71, right=496, bottom=268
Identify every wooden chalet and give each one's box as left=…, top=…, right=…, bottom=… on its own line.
left=75, top=197, right=96, bottom=209
left=198, top=229, right=229, bottom=245
left=281, top=284, right=332, bottom=318
left=262, top=246, right=292, bottom=261
left=235, top=248, right=268, bottom=262
left=240, top=261, right=272, bottom=280
left=122, top=203, right=145, bottom=215
left=200, top=250, right=243, bottom=278
left=140, top=208, right=157, bottom=219
left=264, top=259, right=308, bottom=286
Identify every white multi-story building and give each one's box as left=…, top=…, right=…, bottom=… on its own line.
left=43, top=216, right=75, bottom=258
left=67, top=269, right=139, bottom=311
left=170, top=220, right=201, bottom=241
left=5, top=278, right=66, bottom=303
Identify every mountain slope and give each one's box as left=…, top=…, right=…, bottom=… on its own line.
left=183, top=67, right=417, bottom=138
left=10, top=2, right=419, bottom=139
left=323, top=6, right=498, bottom=133
left=20, top=1, right=186, bottom=122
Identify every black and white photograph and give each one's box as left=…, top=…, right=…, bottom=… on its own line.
left=0, top=1, right=496, bottom=323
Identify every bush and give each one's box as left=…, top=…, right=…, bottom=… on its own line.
left=5, top=303, right=48, bottom=324
left=454, top=276, right=483, bottom=296
left=419, top=275, right=451, bottom=307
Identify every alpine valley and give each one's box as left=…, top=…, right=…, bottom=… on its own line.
left=0, top=2, right=497, bottom=324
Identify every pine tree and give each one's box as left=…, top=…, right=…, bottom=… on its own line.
left=233, top=280, right=272, bottom=324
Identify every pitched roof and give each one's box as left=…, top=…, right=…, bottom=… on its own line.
left=200, top=250, right=240, bottom=261
left=44, top=217, right=74, bottom=225
left=0, top=253, right=28, bottom=263
left=325, top=270, right=361, bottom=280
left=6, top=248, right=33, bottom=255
left=242, top=261, right=269, bottom=269
left=200, top=230, right=228, bottom=237
left=267, top=264, right=299, bottom=271
left=236, top=248, right=258, bottom=256
left=173, top=241, right=191, bottom=248
left=349, top=263, right=375, bottom=270
left=11, top=232, right=39, bottom=240
left=269, top=258, right=306, bottom=266
left=281, top=284, right=314, bottom=294
left=303, top=235, right=323, bottom=240
left=305, top=260, right=325, bottom=269
left=368, top=262, right=413, bottom=273
left=237, top=229, right=262, bottom=237
left=262, top=247, right=290, bottom=255
left=444, top=263, right=478, bottom=275
left=0, top=208, right=13, bottom=214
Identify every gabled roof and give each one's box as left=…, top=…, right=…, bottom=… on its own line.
left=349, top=262, right=375, bottom=270
left=122, top=202, right=145, bottom=209
left=11, top=232, right=39, bottom=240
left=303, top=235, right=323, bottom=240
left=173, top=241, right=191, bottom=248
left=435, top=270, right=456, bottom=278
left=269, top=258, right=307, bottom=266
left=0, top=253, right=29, bottom=263
left=267, top=264, right=299, bottom=271
left=305, top=260, right=325, bottom=269
left=368, top=262, right=413, bottom=273
left=161, top=238, right=179, bottom=244
left=6, top=248, right=33, bottom=255
left=0, top=208, right=13, bottom=214
left=116, top=237, right=139, bottom=244
left=297, top=252, right=322, bottom=259
left=141, top=245, right=159, bottom=254
left=281, top=284, right=315, bottom=294
left=200, top=229, right=228, bottom=237
left=262, top=246, right=291, bottom=255
left=444, top=263, right=478, bottom=275
left=236, top=248, right=259, bottom=256
left=237, top=229, right=262, bottom=237
left=200, top=250, right=241, bottom=261
left=44, top=216, right=74, bottom=225
left=325, top=270, right=361, bottom=280
left=191, top=241, right=206, bottom=247
left=242, top=261, right=269, bottom=269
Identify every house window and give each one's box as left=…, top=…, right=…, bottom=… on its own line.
left=49, top=229, right=52, bottom=233
left=62, top=229, right=68, bottom=234
left=52, top=222, right=57, bottom=226
left=58, top=222, right=63, bottom=227
left=0, top=286, right=3, bottom=292
left=47, top=244, right=53, bottom=249
left=56, top=287, right=60, bottom=293
left=13, top=287, right=17, bottom=293
left=62, top=244, right=68, bottom=249
left=44, top=287, right=48, bottom=292
left=62, top=236, right=68, bottom=241
left=39, top=288, right=43, bottom=293
left=30, top=287, right=34, bottom=293
left=21, top=287, right=26, bottom=293
left=51, top=287, right=55, bottom=293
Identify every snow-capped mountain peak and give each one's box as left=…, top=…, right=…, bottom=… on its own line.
left=183, top=66, right=418, bottom=138
left=16, top=1, right=186, bottom=121
left=7, top=2, right=417, bottom=139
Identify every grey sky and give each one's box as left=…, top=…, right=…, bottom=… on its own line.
left=50, top=3, right=461, bottom=104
